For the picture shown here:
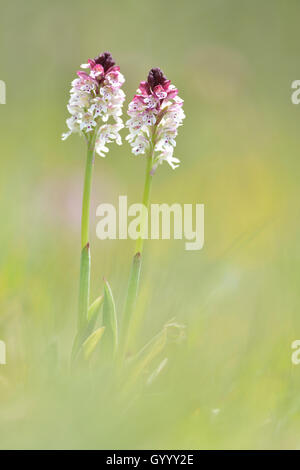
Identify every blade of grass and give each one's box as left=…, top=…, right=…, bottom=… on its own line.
left=103, top=279, right=118, bottom=357
left=82, top=327, right=105, bottom=360
left=122, top=328, right=167, bottom=393
left=124, top=321, right=185, bottom=390
left=72, top=294, right=104, bottom=361
left=87, top=295, right=104, bottom=327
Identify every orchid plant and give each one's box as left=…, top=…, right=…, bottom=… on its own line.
left=120, top=68, right=185, bottom=362
left=62, top=53, right=185, bottom=384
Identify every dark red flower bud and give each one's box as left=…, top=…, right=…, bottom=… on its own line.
left=94, top=51, right=116, bottom=72
left=147, top=68, right=168, bottom=91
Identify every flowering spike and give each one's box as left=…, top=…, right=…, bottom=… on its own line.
left=62, top=51, right=125, bottom=157
left=126, top=67, right=185, bottom=170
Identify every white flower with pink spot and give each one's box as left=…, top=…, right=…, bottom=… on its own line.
left=126, top=68, right=185, bottom=171
left=62, top=52, right=125, bottom=157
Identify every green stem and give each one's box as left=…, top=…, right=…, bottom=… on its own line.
left=135, top=152, right=153, bottom=254
left=119, top=252, right=142, bottom=360
left=77, top=243, right=90, bottom=331
left=81, top=138, right=95, bottom=249
left=120, top=151, right=154, bottom=360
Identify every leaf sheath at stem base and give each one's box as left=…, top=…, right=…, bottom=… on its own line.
left=120, top=252, right=142, bottom=360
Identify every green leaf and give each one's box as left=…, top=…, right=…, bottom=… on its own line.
left=87, top=295, right=104, bottom=329
left=130, top=328, right=168, bottom=375
left=103, top=279, right=118, bottom=357
left=82, top=327, right=105, bottom=360
left=120, top=252, right=142, bottom=358
left=71, top=295, right=104, bottom=362
left=147, top=357, right=169, bottom=386
left=125, top=320, right=185, bottom=390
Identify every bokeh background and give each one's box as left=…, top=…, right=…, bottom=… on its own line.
left=1, top=0, right=300, bottom=449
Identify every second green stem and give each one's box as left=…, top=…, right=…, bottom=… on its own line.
left=120, top=151, right=153, bottom=359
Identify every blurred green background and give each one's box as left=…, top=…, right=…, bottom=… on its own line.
left=1, top=0, right=300, bottom=449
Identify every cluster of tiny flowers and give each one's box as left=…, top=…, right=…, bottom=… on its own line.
left=126, top=68, right=185, bottom=171
left=62, top=52, right=125, bottom=157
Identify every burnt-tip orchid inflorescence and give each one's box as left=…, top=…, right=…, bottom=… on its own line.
left=126, top=68, right=185, bottom=172
left=62, top=52, right=125, bottom=157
